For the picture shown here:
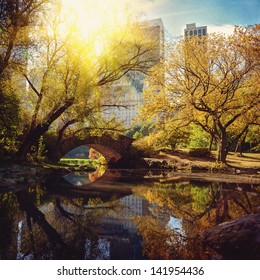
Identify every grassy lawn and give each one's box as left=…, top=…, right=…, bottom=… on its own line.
left=59, top=158, right=99, bottom=168
left=160, top=150, right=260, bottom=171
left=225, top=152, right=260, bottom=169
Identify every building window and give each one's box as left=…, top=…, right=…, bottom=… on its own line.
left=189, top=30, right=193, bottom=36
left=194, top=30, right=197, bottom=35
left=198, top=29, right=201, bottom=34
left=203, top=28, right=206, bottom=35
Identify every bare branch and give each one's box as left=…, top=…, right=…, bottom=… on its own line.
left=23, top=73, right=41, bottom=97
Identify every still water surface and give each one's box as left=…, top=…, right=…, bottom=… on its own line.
left=0, top=169, right=259, bottom=260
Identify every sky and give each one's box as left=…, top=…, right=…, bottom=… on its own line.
left=127, top=0, right=260, bottom=37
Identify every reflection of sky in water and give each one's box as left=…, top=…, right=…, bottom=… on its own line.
left=167, top=216, right=182, bottom=233
left=63, top=174, right=91, bottom=186
left=17, top=221, right=34, bottom=260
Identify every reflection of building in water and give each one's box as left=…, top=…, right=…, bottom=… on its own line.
left=101, top=194, right=150, bottom=233
left=92, top=194, right=151, bottom=259
left=119, top=194, right=150, bottom=232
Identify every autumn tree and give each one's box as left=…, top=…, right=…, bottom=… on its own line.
left=0, top=0, right=51, bottom=76
left=233, top=24, right=260, bottom=154
left=140, top=28, right=260, bottom=163
left=14, top=3, right=160, bottom=161
left=235, top=24, right=260, bottom=64
left=0, top=0, right=51, bottom=153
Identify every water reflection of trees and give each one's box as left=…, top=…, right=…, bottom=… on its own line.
left=0, top=185, right=125, bottom=260
left=0, top=177, right=259, bottom=260
left=0, top=192, right=18, bottom=259
left=134, top=181, right=260, bottom=259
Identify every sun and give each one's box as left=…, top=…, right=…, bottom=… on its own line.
left=61, top=0, right=130, bottom=41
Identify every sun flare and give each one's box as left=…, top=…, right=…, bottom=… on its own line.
left=61, top=0, right=130, bottom=41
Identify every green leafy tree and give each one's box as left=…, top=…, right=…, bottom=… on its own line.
left=189, top=124, right=211, bottom=149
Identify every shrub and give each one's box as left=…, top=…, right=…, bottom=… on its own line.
left=132, top=136, right=159, bottom=157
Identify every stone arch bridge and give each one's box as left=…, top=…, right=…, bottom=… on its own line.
left=47, top=134, right=134, bottom=165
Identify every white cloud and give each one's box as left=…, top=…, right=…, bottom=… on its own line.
left=177, top=24, right=235, bottom=38
left=207, top=24, right=235, bottom=35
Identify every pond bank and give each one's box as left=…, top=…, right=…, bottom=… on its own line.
left=1, top=150, right=260, bottom=189
left=1, top=167, right=260, bottom=192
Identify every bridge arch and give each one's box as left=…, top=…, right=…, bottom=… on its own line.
left=47, top=134, right=134, bottom=165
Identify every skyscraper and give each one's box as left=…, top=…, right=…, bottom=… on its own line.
left=102, top=18, right=164, bottom=128
left=184, top=23, right=207, bottom=37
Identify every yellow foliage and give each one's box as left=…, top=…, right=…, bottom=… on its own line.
left=139, top=29, right=260, bottom=162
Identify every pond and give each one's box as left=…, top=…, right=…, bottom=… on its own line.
left=0, top=169, right=259, bottom=260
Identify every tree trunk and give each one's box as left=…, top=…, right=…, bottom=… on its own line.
left=235, top=140, right=240, bottom=154
left=16, top=192, right=73, bottom=256
left=15, top=123, right=50, bottom=161
left=16, top=100, right=74, bottom=161
left=217, top=133, right=227, bottom=163
left=208, top=135, right=214, bottom=151
left=235, top=132, right=247, bottom=156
